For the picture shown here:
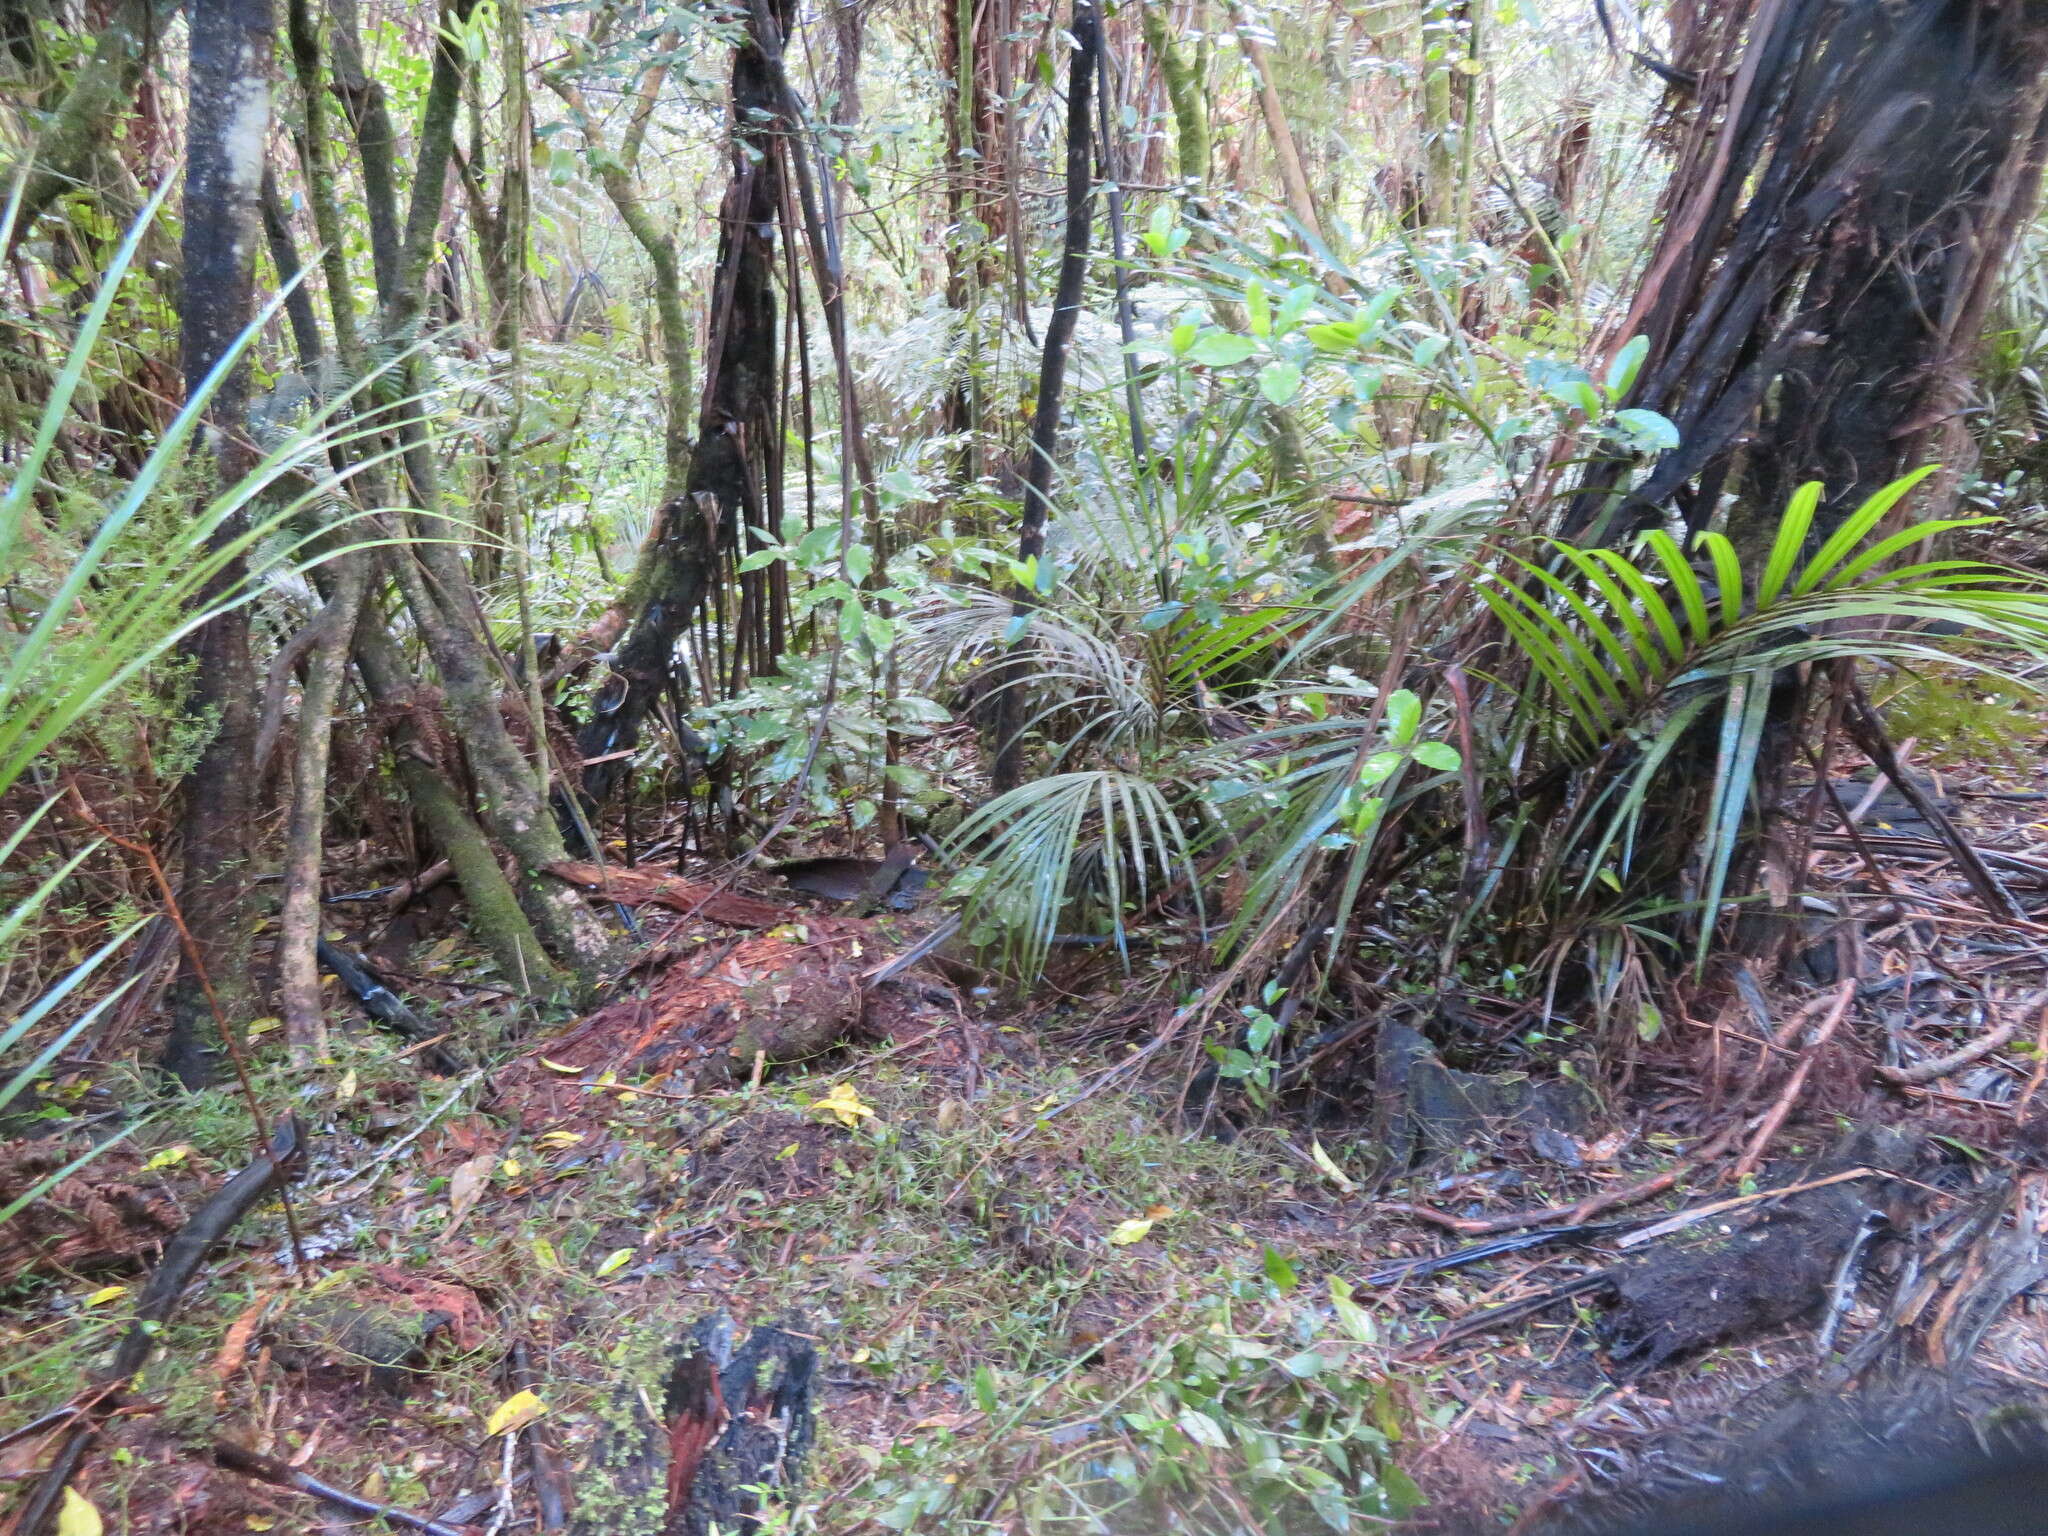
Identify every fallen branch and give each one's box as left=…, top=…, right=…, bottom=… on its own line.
left=544, top=860, right=792, bottom=927
left=1843, top=685, right=2024, bottom=922
left=318, top=939, right=466, bottom=1073
left=1733, top=979, right=1855, bottom=1181
left=18, top=1118, right=307, bottom=1536
left=508, top=1339, right=571, bottom=1531
left=1614, top=1166, right=1878, bottom=1250
left=1875, top=991, right=2042, bottom=1087
left=215, top=1442, right=483, bottom=1536
left=1380, top=1115, right=1748, bottom=1239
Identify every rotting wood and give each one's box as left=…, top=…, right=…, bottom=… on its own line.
left=544, top=861, right=793, bottom=928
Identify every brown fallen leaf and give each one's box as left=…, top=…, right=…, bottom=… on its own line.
left=211, top=1293, right=275, bottom=1380
left=544, top=862, right=790, bottom=928
left=442, top=1152, right=496, bottom=1242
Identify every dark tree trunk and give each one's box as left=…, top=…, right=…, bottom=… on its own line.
left=1557, top=0, right=2048, bottom=960
left=576, top=0, right=791, bottom=805
left=162, top=0, right=274, bottom=1088
left=1567, top=0, right=2048, bottom=548
left=987, top=0, right=1098, bottom=795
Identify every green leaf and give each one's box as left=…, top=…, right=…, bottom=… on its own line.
left=735, top=547, right=783, bottom=573
left=1384, top=688, right=1421, bottom=746
left=843, top=543, right=874, bottom=584
left=971, top=1363, right=1000, bottom=1414
left=1306, top=320, right=1365, bottom=352
left=1258, top=360, right=1302, bottom=406
left=1246, top=280, right=1272, bottom=336
left=1189, top=331, right=1257, bottom=368
left=1758, top=481, right=1820, bottom=607
left=1611, top=407, right=1679, bottom=452
left=1605, top=334, right=1650, bottom=396
left=1793, top=465, right=1938, bottom=595
left=1262, top=1245, right=1299, bottom=1294
left=1411, top=741, right=1461, bottom=772
left=1169, top=320, right=1199, bottom=355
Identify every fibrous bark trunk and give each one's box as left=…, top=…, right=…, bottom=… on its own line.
left=1570, top=0, right=2048, bottom=549
left=163, top=0, right=275, bottom=1088
left=574, top=0, right=790, bottom=805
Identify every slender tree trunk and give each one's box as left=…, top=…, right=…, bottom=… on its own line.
left=5, top=0, right=174, bottom=248
left=277, top=558, right=364, bottom=1062
left=1143, top=2, right=1209, bottom=193
left=573, top=0, right=791, bottom=806
left=988, top=0, right=1097, bottom=795
left=325, top=0, right=613, bottom=983
left=1232, top=5, right=1322, bottom=241
left=162, top=0, right=274, bottom=1088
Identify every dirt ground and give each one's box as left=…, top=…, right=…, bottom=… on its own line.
left=8, top=741, right=2048, bottom=1534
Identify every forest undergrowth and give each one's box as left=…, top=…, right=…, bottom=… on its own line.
left=13, top=1, right=2048, bottom=1532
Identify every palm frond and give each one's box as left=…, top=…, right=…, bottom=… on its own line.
left=944, top=771, right=1197, bottom=983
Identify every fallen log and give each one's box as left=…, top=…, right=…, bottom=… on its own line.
left=544, top=861, right=793, bottom=928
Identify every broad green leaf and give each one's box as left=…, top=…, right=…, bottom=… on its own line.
left=1412, top=741, right=1461, bottom=772
left=1258, top=360, right=1302, bottom=405
left=1384, top=688, right=1421, bottom=745
left=1605, top=334, right=1650, bottom=396
left=1610, top=407, right=1679, bottom=452
left=1189, top=332, right=1257, bottom=368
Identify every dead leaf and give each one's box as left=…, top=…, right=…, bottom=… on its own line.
left=485, top=1388, right=547, bottom=1436
left=443, top=1153, right=495, bottom=1241
left=211, top=1294, right=274, bottom=1380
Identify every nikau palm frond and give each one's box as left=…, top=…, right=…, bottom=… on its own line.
left=1483, top=469, right=2048, bottom=961
left=944, top=770, right=1198, bottom=983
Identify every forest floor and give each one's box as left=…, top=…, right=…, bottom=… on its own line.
left=11, top=693, right=2048, bottom=1534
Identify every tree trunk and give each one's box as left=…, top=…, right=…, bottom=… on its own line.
left=162, top=0, right=274, bottom=1088
left=574, top=0, right=791, bottom=806
left=1568, top=0, right=2048, bottom=547
left=988, top=0, right=1097, bottom=795
left=5, top=0, right=174, bottom=248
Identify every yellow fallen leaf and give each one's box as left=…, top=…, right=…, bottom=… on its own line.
left=246, top=1518, right=275, bottom=1531
left=1109, top=1218, right=1154, bottom=1246
left=1143, top=1203, right=1174, bottom=1221
left=57, top=1486, right=102, bottom=1536
left=849, top=1346, right=873, bottom=1364
left=84, top=1286, right=127, bottom=1308
left=531, top=1236, right=559, bottom=1270
left=594, top=1247, right=635, bottom=1278
left=144, top=1145, right=190, bottom=1171
left=537, top=1130, right=583, bottom=1149
left=485, top=1388, right=548, bottom=1436
left=1309, top=1138, right=1357, bottom=1193
left=500, top=1158, right=522, bottom=1178
left=539, top=1057, right=581, bottom=1074
left=336, top=1069, right=358, bottom=1103
left=808, top=1082, right=875, bottom=1128
left=245, top=1016, right=280, bottom=1037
